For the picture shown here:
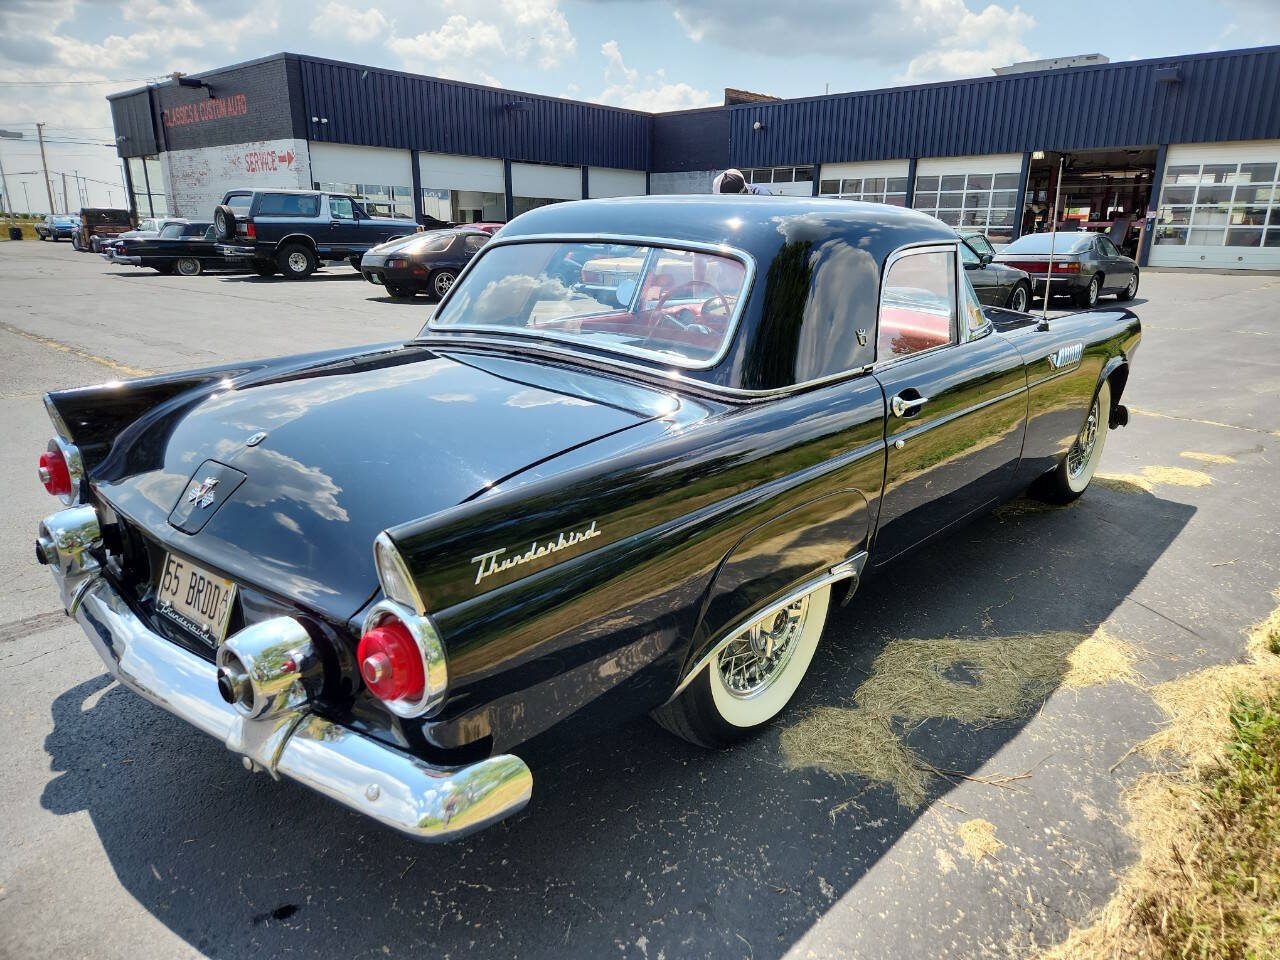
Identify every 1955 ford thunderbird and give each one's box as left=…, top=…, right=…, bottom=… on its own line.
left=33, top=197, right=1139, bottom=841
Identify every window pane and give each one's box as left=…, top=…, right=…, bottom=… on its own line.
left=992, top=173, right=1020, bottom=190
left=915, top=175, right=939, bottom=192
left=819, top=179, right=839, bottom=195
left=431, top=241, right=748, bottom=368
left=966, top=173, right=993, bottom=190
left=878, top=251, right=956, bottom=359
left=1232, top=185, right=1277, bottom=204
left=1198, top=185, right=1233, bottom=203
left=1155, top=226, right=1187, bottom=245
left=772, top=167, right=794, bottom=183
left=1238, top=162, right=1277, bottom=184
left=937, top=192, right=963, bottom=210
left=1265, top=230, right=1280, bottom=247
left=913, top=192, right=937, bottom=209
left=794, top=167, right=813, bottom=182
left=885, top=177, right=908, bottom=193
left=1224, top=228, right=1262, bottom=247
left=991, top=190, right=1018, bottom=207
left=988, top=208, right=1015, bottom=226
left=864, top=177, right=885, bottom=192
left=940, top=175, right=966, bottom=191
left=936, top=209, right=961, bottom=225
left=1187, top=228, right=1225, bottom=245
left=1192, top=204, right=1230, bottom=226
left=884, top=194, right=907, bottom=206
left=1164, top=165, right=1200, bottom=184
left=1160, top=186, right=1196, bottom=205
left=963, top=192, right=987, bottom=208
left=1271, top=208, right=1280, bottom=226
left=961, top=210, right=987, bottom=226
left=1201, top=164, right=1237, bottom=183
left=841, top=178, right=861, bottom=194
left=1230, top=205, right=1268, bottom=226
left=1158, top=205, right=1192, bottom=225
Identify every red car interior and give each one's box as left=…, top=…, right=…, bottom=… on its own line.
left=876, top=305, right=952, bottom=356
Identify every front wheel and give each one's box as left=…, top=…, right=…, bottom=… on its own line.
left=652, top=584, right=832, bottom=748
left=429, top=269, right=457, bottom=301
left=175, top=256, right=202, bottom=276
left=1006, top=282, right=1030, bottom=313
left=1116, top=270, right=1139, bottom=301
left=1031, top=380, right=1110, bottom=503
left=277, top=243, right=317, bottom=280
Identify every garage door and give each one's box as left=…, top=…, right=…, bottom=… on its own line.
left=1149, top=140, right=1280, bottom=270
left=913, top=154, right=1023, bottom=243
left=588, top=167, right=646, bottom=198
left=418, top=152, right=506, bottom=223
left=818, top=160, right=911, bottom=206
left=309, top=143, right=414, bottom=217
left=511, top=162, right=581, bottom=217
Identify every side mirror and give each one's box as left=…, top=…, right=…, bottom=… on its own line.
left=963, top=258, right=981, bottom=270
left=981, top=252, right=993, bottom=266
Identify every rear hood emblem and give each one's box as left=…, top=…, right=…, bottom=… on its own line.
left=169, top=461, right=247, bottom=534
left=186, top=477, right=219, bottom=508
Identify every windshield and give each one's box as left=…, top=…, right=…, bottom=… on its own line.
left=1003, top=232, right=1093, bottom=254
left=426, top=241, right=750, bottom=368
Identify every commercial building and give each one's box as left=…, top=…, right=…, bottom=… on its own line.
left=110, top=45, right=1280, bottom=269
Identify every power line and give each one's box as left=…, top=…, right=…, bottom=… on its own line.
left=0, top=76, right=168, bottom=87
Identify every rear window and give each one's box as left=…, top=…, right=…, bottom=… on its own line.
left=183, top=223, right=211, bottom=237
left=428, top=240, right=750, bottom=368
left=160, top=224, right=184, bottom=238
left=226, top=194, right=252, bottom=212
left=1003, top=232, right=1093, bottom=254
left=256, top=193, right=320, bottom=217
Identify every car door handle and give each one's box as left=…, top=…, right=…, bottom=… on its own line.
left=891, top=394, right=930, bottom=418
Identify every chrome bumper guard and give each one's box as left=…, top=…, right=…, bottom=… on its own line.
left=38, top=506, right=532, bottom=843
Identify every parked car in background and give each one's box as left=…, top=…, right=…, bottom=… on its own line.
left=995, top=231, right=1139, bottom=307
left=109, top=221, right=224, bottom=276
left=36, top=214, right=79, bottom=241
left=957, top=231, right=1032, bottom=312
left=213, top=189, right=421, bottom=280
left=465, top=222, right=504, bottom=235
left=99, top=217, right=189, bottom=258
left=33, top=196, right=1140, bottom=843
left=74, top=208, right=133, bottom=252
left=360, top=227, right=489, bottom=298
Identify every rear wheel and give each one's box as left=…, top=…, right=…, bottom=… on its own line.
left=349, top=256, right=362, bottom=270
left=277, top=243, right=317, bottom=280
left=71, top=233, right=83, bottom=251
left=384, top=281, right=413, bottom=298
left=175, top=257, right=202, bottom=277
left=652, top=584, right=832, bottom=748
left=1006, top=282, right=1030, bottom=313
left=1031, top=380, right=1111, bottom=503
left=1116, top=270, right=1139, bottom=301
left=1074, top=273, right=1101, bottom=308
left=429, top=269, right=457, bottom=301
left=250, top=260, right=277, bottom=277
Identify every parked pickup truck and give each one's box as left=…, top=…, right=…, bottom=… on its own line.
left=213, top=189, right=421, bottom=280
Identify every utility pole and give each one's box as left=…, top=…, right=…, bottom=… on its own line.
left=61, top=171, right=70, bottom=214
left=0, top=153, right=12, bottom=223
left=22, top=181, right=31, bottom=216
left=35, top=122, right=55, bottom=214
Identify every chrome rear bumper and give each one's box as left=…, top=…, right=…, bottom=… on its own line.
left=38, top=507, right=532, bottom=842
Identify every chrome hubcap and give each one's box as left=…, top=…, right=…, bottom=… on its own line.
left=1067, top=399, right=1100, bottom=479
left=716, top=596, right=810, bottom=698
left=1127, top=275, right=1137, bottom=295
left=179, top=260, right=196, bottom=275
left=1088, top=279, right=1098, bottom=303
left=1012, top=288, right=1027, bottom=311
left=288, top=252, right=308, bottom=272
left=435, top=273, right=454, bottom=296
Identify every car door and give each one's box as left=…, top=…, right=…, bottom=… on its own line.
left=960, top=238, right=1002, bottom=305
left=325, top=195, right=362, bottom=254
left=870, top=244, right=1028, bottom=566
left=1094, top=235, right=1132, bottom=293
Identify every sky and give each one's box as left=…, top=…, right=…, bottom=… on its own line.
left=1, top=0, right=1278, bottom=215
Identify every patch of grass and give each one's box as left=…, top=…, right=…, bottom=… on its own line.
left=1180, top=451, right=1236, bottom=465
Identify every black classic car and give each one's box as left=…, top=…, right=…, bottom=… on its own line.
left=213, top=189, right=421, bottom=280
left=957, top=231, right=1032, bottom=312
left=34, top=196, right=1139, bottom=842
left=996, top=230, right=1140, bottom=307
left=360, top=227, right=490, bottom=299
left=110, top=221, right=223, bottom=276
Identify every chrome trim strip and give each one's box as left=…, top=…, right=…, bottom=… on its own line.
left=423, top=231, right=757, bottom=372
left=40, top=509, right=529, bottom=842
left=666, top=551, right=869, bottom=703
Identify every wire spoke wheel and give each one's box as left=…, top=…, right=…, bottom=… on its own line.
left=1066, top=397, right=1100, bottom=480
left=716, top=596, right=810, bottom=699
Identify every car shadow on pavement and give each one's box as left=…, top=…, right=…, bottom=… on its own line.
left=218, top=271, right=365, bottom=284
left=40, top=484, right=1193, bottom=960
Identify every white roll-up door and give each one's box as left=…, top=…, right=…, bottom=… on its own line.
left=818, top=160, right=911, bottom=205
left=417, top=152, right=505, bottom=194
left=308, top=143, right=413, bottom=191
left=588, top=167, right=646, bottom=198
left=913, top=154, right=1023, bottom=242
left=511, top=162, right=581, bottom=201
left=1148, top=140, right=1280, bottom=270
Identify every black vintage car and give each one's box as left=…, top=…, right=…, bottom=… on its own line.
left=34, top=196, right=1139, bottom=842
left=359, top=227, right=490, bottom=299
left=957, top=230, right=1032, bottom=312
left=110, top=221, right=223, bottom=276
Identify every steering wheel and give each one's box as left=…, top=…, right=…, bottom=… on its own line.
left=653, top=280, right=729, bottom=331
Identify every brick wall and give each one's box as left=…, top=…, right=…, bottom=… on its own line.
left=160, top=139, right=312, bottom=219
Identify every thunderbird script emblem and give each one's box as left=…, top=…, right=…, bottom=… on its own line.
left=186, top=476, right=219, bottom=509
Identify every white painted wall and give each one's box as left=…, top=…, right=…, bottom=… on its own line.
left=511, top=162, right=581, bottom=200
left=587, top=167, right=646, bottom=198
left=650, top=170, right=717, bottom=194
left=160, top=138, right=311, bottom=219
left=417, top=152, right=505, bottom=193
left=308, top=142, right=413, bottom=190
left=916, top=153, right=1023, bottom=177
left=819, top=159, right=910, bottom=184
left=1149, top=139, right=1280, bottom=270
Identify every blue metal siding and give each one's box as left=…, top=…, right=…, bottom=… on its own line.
left=650, top=108, right=730, bottom=172
left=296, top=57, right=650, bottom=170
left=729, top=46, right=1280, bottom=168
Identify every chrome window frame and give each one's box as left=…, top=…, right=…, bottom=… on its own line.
left=420, top=232, right=758, bottom=372
left=872, top=242, right=967, bottom=371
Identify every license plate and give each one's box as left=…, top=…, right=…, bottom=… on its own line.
left=156, top=552, right=237, bottom=644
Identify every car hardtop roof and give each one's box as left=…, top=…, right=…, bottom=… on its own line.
left=496, top=194, right=956, bottom=259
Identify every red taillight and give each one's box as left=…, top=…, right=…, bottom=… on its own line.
left=38, top=449, right=71, bottom=497
left=1052, top=260, right=1080, bottom=273
left=245, top=221, right=256, bottom=239
left=357, top=619, right=425, bottom=702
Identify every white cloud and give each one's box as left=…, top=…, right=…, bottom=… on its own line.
left=593, top=40, right=715, bottom=112
left=386, top=0, right=575, bottom=78
left=310, top=2, right=390, bottom=44
left=899, top=0, right=1035, bottom=81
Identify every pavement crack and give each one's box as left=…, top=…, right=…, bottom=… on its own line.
left=1126, top=597, right=1209, bottom=644
left=1128, top=406, right=1279, bottom=438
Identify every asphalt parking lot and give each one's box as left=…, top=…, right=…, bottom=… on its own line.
left=1, top=240, right=1278, bottom=960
